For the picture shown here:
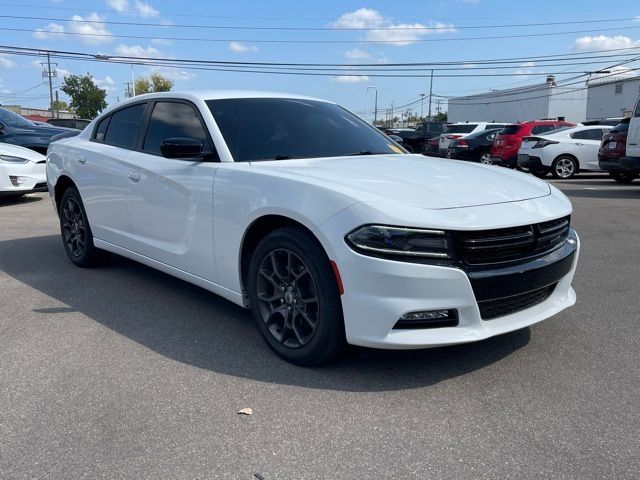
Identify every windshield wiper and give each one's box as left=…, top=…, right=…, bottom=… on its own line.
left=345, top=151, right=388, bottom=156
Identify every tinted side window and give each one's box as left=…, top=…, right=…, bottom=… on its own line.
left=93, top=115, right=110, bottom=141
left=634, top=98, right=640, bottom=118
left=531, top=125, right=555, bottom=135
left=104, top=103, right=146, bottom=148
left=572, top=129, right=604, bottom=140
left=143, top=102, right=209, bottom=155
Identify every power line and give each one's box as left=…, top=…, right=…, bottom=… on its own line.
left=3, top=23, right=640, bottom=44
left=1, top=14, right=639, bottom=31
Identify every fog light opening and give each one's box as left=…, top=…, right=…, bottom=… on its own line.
left=393, top=309, right=458, bottom=329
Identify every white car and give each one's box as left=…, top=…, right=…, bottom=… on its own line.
left=46, top=91, right=579, bottom=365
left=517, top=125, right=611, bottom=179
left=438, top=122, right=508, bottom=156
left=0, top=143, right=47, bottom=197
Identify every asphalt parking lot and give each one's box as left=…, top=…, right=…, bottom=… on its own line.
left=1, top=174, right=639, bottom=479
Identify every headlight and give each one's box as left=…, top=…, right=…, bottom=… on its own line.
left=0, top=155, right=30, bottom=164
left=346, top=225, right=455, bottom=259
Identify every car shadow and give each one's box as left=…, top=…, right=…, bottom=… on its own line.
left=0, top=234, right=531, bottom=392
left=0, top=194, right=44, bottom=206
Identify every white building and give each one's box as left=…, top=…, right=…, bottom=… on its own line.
left=586, top=75, right=639, bottom=120
left=448, top=77, right=587, bottom=123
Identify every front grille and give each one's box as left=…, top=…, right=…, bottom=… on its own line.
left=478, top=283, right=557, bottom=320
left=457, top=216, right=570, bottom=265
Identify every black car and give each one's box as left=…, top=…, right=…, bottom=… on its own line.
left=46, top=118, right=91, bottom=130
left=394, top=122, right=445, bottom=153
left=445, top=128, right=501, bottom=163
left=0, top=107, right=73, bottom=154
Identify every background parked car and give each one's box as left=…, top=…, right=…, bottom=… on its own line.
left=46, top=118, right=91, bottom=130
left=0, top=107, right=73, bottom=155
left=598, top=119, right=635, bottom=183
left=0, top=142, right=47, bottom=198
left=517, top=125, right=611, bottom=179
left=394, top=121, right=444, bottom=153
left=490, top=120, right=574, bottom=167
left=438, top=122, right=508, bottom=156
left=620, top=95, right=640, bottom=175
left=445, top=128, right=501, bottom=163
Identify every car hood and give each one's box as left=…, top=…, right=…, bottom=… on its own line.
left=0, top=142, right=46, bottom=162
left=250, top=154, right=551, bottom=210
left=8, top=124, right=73, bottom=137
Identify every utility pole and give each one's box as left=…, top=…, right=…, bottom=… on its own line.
left=373, top=89, right=378, bottom=124
left=428, top=69, right=434, bottom=122
left=42, top=51, right=57, bottom=118
left=420, top=93, right=426, bottom=119
left=124, top=82, right=133, bottom=98
left=54, top=91, right=59, bottom=118
left=390, top=102, right=394, bottom=127
left=131, top=64, right=136, bottom=96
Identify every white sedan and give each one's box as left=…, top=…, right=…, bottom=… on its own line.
left=0, top=143, right=47, bottom=197
left=46, top=91, right=579, bottom=365
left=516, top=125, right=611, bottom=179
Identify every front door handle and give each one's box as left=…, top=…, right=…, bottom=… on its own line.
left=575, top=142, right=584, bottom=146
left=128, top=171, right=140, bottom=182
left=77, top=155, right=86, bottom=164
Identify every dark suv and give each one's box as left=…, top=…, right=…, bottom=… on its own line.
left=0, top=107, right=72, bottom=154
left=598, top=118, right=636, bottom=183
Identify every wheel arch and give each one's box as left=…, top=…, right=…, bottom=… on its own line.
left=53, top=175, right=78, bottom=212
left=238, top=214, right=333, bottom=301
left=553, top=152, right=580, bottom=167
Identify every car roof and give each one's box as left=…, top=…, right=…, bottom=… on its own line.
left=114, top=90, right=333, bottom=108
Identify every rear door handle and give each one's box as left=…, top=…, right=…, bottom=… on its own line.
left=77, top=155, right=86, bottom=164
left=128, top=171, right=140, bottom=182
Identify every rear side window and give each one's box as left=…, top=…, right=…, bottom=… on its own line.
left=484, top=124, right=506, bottom=130
left=531, top=125, right=557, bottom=135
left=93, top=115, right=110, bottom=141
left=104, top=103, right=146, bottom=149
left=611, top=122, right=629, bottom=133
left=571, top=129, right=605, bottom=141
left=499, top=125, right=521, bottom=135
left=143, top=102, right=210, bottom=155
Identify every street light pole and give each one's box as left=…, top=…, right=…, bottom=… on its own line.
left=366, top=86, right=377, bottom=124
left=427, top=69, right=434, bottom=121
left=420, top=93, right=426, bottom=119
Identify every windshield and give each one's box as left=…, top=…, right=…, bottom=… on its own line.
left=0, top=107, right=36, bottom=128
left=443, top=124, right=478, bottom=134
left=206, top=98, right=404, bottom=162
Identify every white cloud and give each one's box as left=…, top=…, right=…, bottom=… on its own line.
left=520, top=61, right=536, bottom=68
left=228, top=41, right=258, bottom=53
left=152, top=67, right=195, bottom=81
left=96, top=75, right=117, bottom=92
left=134, top=1, right=159, bottom=17
left=344, top=48, right=371, bottom=59
left=108, top=0, right=129, bottom=12
left=332, top=75, right=370, bottom=83
left=333, top=8, right=456, bottom=46
left=33, top=22, right=65, bottom=40
left=68, top=13, right=113, bottom=44
left=574, top=35, right=639, bottom=52
left=151, top=38, right=173, bottom=46
left=56, top=67, right=72, bottom=77
left=115, top=44, right=160, bottom=57
left=0, top=55, right=16, bottom=68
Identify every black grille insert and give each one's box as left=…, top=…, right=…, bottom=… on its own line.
left=458, top=216, right=570, bottom=265
left=478, top=283, right=557, bottom=320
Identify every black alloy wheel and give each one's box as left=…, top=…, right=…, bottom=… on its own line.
left=247, top=227, right=346, bottom=365
left=255, top=248, right=320, bottom=349
left=58, top=187, right=109, bottom=267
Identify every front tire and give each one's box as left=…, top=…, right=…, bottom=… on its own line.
left=551, top=156, right=578, bottom=179
left=609, top=171, right=638, bottom=183
left=247, top=227, right=346, bottom=365
left=59, top=187, right=110, bottom=267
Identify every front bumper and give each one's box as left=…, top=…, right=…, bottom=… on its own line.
left=319, top=214, right=579, bottom=349
left=0, top=162, right=47, bottom=196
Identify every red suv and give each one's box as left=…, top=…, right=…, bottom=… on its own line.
left=490, top=120, right=575, bottom=167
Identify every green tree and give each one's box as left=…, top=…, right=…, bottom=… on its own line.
left=432, top=111, right=448, bottom=122
left=52, top=99, right=69, bottom=111
left=60, top=74, right=107, bottom=119
left=134, top=73, right=174, bottom=95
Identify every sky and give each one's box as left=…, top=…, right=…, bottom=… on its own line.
left=1, top=0, right=640, bottom=118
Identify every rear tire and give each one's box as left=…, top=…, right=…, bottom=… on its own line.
left=551, top=156, right=578, bottom=179
left=531, top=169, right=549, bottom=178
left=480, top=154, right=493, bottom=165
left=247, top=227, right=346, bottom=366
left=609, top=171, right=638, bottom=183
left=59, top=187, right=110, bottom=267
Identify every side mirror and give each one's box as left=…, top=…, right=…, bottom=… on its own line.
left=160, top=137, right=203, bottom=159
